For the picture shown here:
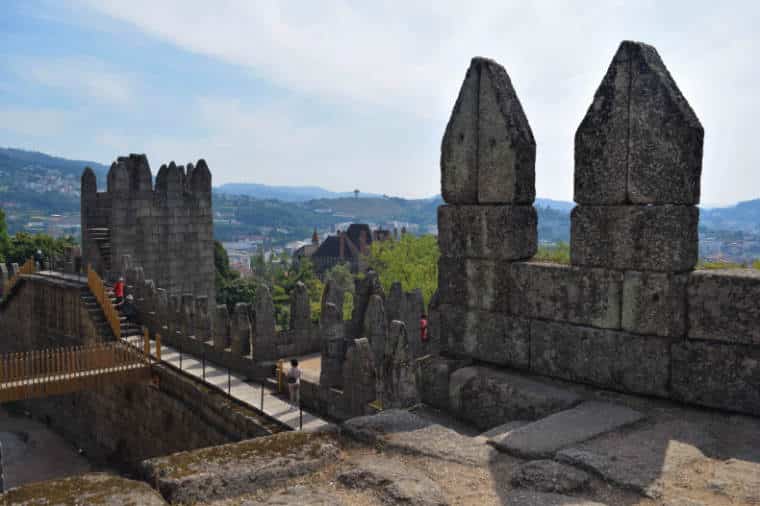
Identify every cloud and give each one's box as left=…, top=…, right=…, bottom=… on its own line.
left=0, top=107, right=72, bottom=137
left=14, top=56, right=135, bottom=106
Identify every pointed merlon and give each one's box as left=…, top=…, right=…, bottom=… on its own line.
left=441, top=57, right=535, bottom=205
left=575, top=41, right=704, bottom=205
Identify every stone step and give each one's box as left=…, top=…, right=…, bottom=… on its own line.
left=489, top=401, right=645, bottom=459
left=449, top=366, right=583, bottom=430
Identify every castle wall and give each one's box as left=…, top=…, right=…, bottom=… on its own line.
left=437, top=42, right=760, bottom=417
left=81, top=155, right=214, bottom=305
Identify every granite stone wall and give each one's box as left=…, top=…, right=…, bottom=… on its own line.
left=81, top=154, right=215, bottom=305
left=437, top=41, right=760, bottom=417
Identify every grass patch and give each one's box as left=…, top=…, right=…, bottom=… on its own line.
left=533, top=242, right=570, bottom=264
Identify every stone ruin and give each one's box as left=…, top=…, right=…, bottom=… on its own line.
left=426, top=40, right=759, bottom=425
left=81, top=154, right=215, bottom=305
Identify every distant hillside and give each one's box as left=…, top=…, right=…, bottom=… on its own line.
left=701, top=199, right=760, bottom=234
left=0, top=148, right=109, bottom=213
left=215, top=182, right=384, bottom=201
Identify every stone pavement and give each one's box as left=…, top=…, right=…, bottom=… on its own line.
left=139, top=338, right=331, bottom=433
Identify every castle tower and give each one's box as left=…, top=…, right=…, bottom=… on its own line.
left=312, top=227, right=319, bottom=245
left=81, top=154, right=215, bottom=305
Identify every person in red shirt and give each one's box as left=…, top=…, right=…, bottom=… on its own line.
left=420, top=313, right=429, bottom=342
left=113, top=276, right=125, bottom=305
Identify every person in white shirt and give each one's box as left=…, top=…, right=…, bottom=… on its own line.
left=287, top=359, right=302, bottom=406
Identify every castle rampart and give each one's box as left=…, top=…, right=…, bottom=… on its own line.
left=437, top=41, right=760, bottom=419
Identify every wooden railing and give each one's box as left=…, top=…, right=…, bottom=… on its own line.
left=0, top=340, right=150, bottom=402
left=87, top=265, right=121, bottom=339
left=3, top=258, right=36, bottom=297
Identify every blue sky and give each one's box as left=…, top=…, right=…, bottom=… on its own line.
left=1, top=1, right=759, bottom=204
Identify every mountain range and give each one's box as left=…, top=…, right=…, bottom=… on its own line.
left=1, top=147, right=759, bottom=239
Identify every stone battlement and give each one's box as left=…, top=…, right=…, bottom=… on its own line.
left=81, top=154, right=214, bottom=304
left=437, top=41, right=760, bottom=417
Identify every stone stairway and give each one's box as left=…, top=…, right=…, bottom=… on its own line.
left=87, top=227, right=112, bottom=272
left=80, top=285, right=142, bottom=340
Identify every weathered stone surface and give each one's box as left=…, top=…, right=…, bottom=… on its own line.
left=671, top=340, right=760, bottom=416
left=425, top=290, right=442, bottom=356
left=575, top=41, right=703, bottom=205
left=253, top=284, right=276, bottom=360
left=441, top=58, right=535, bottom=205
left=707, top=458, right=760, bottom=504
left=505, top=491, right=608, bottom=506
left=338, top=456, right=448, bottom=506
left=491, top=401, right=644, bottom=458
left=449, top=366, right=581, bottom=430
left=687, top=269, right=760, bottom=345
left=230, top=302, right=251, bottom=356
left=403, top=288, right=426, bottom=358
left=438, top=204, right=537, bottom=260
left=382, top=321, right=419, bottom=409
left=385, top=281, right=403, bottom=325
left=343, top=338, right=376, bottom=417
left=244, top=485, right=347, bottom=505
left=0, top=473, right=168, bottom=506
left=363, top=294, right=387, bottom=367
left=570, top=205, right=698, bottom=272
left=319, top=302, right=346, bottom=390
left=141, top=432, right=340, bottom=505
left=556, top=419, right=715, bottom=499
left=511, top=460, right=590, bottom=493
left=442, top=309, right=530, bottom=368
left=622, top=271, right=687, bottom=337
left=213, top=304, right=230, bottom=350
left=477, top=420, right=529, bottom=441
left=320, top=278, right=344, bottom=316
left=530, top=320, right=671, bottom=397
left=441, top=59, right=479, bottom=204
left=416, top=355, right=470, bottom=411
left=438, top=257, right=510, bottom=312
left=511, top=262, right=622, bottom=329
left=350, top=270, right=384, bottom=339
left=477, top=59, right=536, bottom=204
left=342, top=409, right=497, bottom=465
left=289, top=281, right=310, bottom=334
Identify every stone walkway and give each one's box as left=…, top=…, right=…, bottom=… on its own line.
left=152, top=340, right=330, bottom=433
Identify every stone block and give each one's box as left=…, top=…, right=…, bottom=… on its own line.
left=510, top=262, right=622, bottom=329
left=687, top=269, right=760, bottom=345
left=438, top=204, right=537, bottom=260
left=530, top=320, right=671, bottom=397
left=441, top=57, right=535, bottom=205
left=622, top=271, right=687, bottom=337
left=438, top=257, right=510, bottom=312
left=671, top=340, right=760, bottom=416
left=570, top=205, right=698, bottom=272
left=575, top=41, right=703, bottom=205
left=449, top=366, right=581, bottom=430
left=441, top=60, right=479, bottom=203
left=416, top=355, right=470, bottom=410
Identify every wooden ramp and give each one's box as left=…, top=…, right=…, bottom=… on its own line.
left=0, top=341, right=151, bottom=402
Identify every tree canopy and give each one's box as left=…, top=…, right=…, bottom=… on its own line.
left=365, top=234, right=439, bottom=305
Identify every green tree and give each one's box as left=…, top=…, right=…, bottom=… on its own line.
left=0, top=207, right=9, bottom=262
left=324, top=262, right=355, bottom=294
left=533, top=242, right=570, bottom=264
left=365, top=234, right=439, bottom=305
left=5, top=232, right=75, bottom=265
left=754, top=259, right=760, bottom=270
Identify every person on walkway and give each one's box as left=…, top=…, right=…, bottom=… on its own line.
left=113, top=276, right=125, bottom=305
left=420, top=313, right=429, bottom=342
left=287, top=359, right=302, bottom=406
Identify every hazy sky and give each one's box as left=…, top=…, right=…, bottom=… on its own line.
left=1, top=1, right=758, bottom=204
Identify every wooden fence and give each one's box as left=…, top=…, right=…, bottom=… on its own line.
left=0, top=339, right=151, bottom=402
left=87, top=265, right=121, bottom=339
